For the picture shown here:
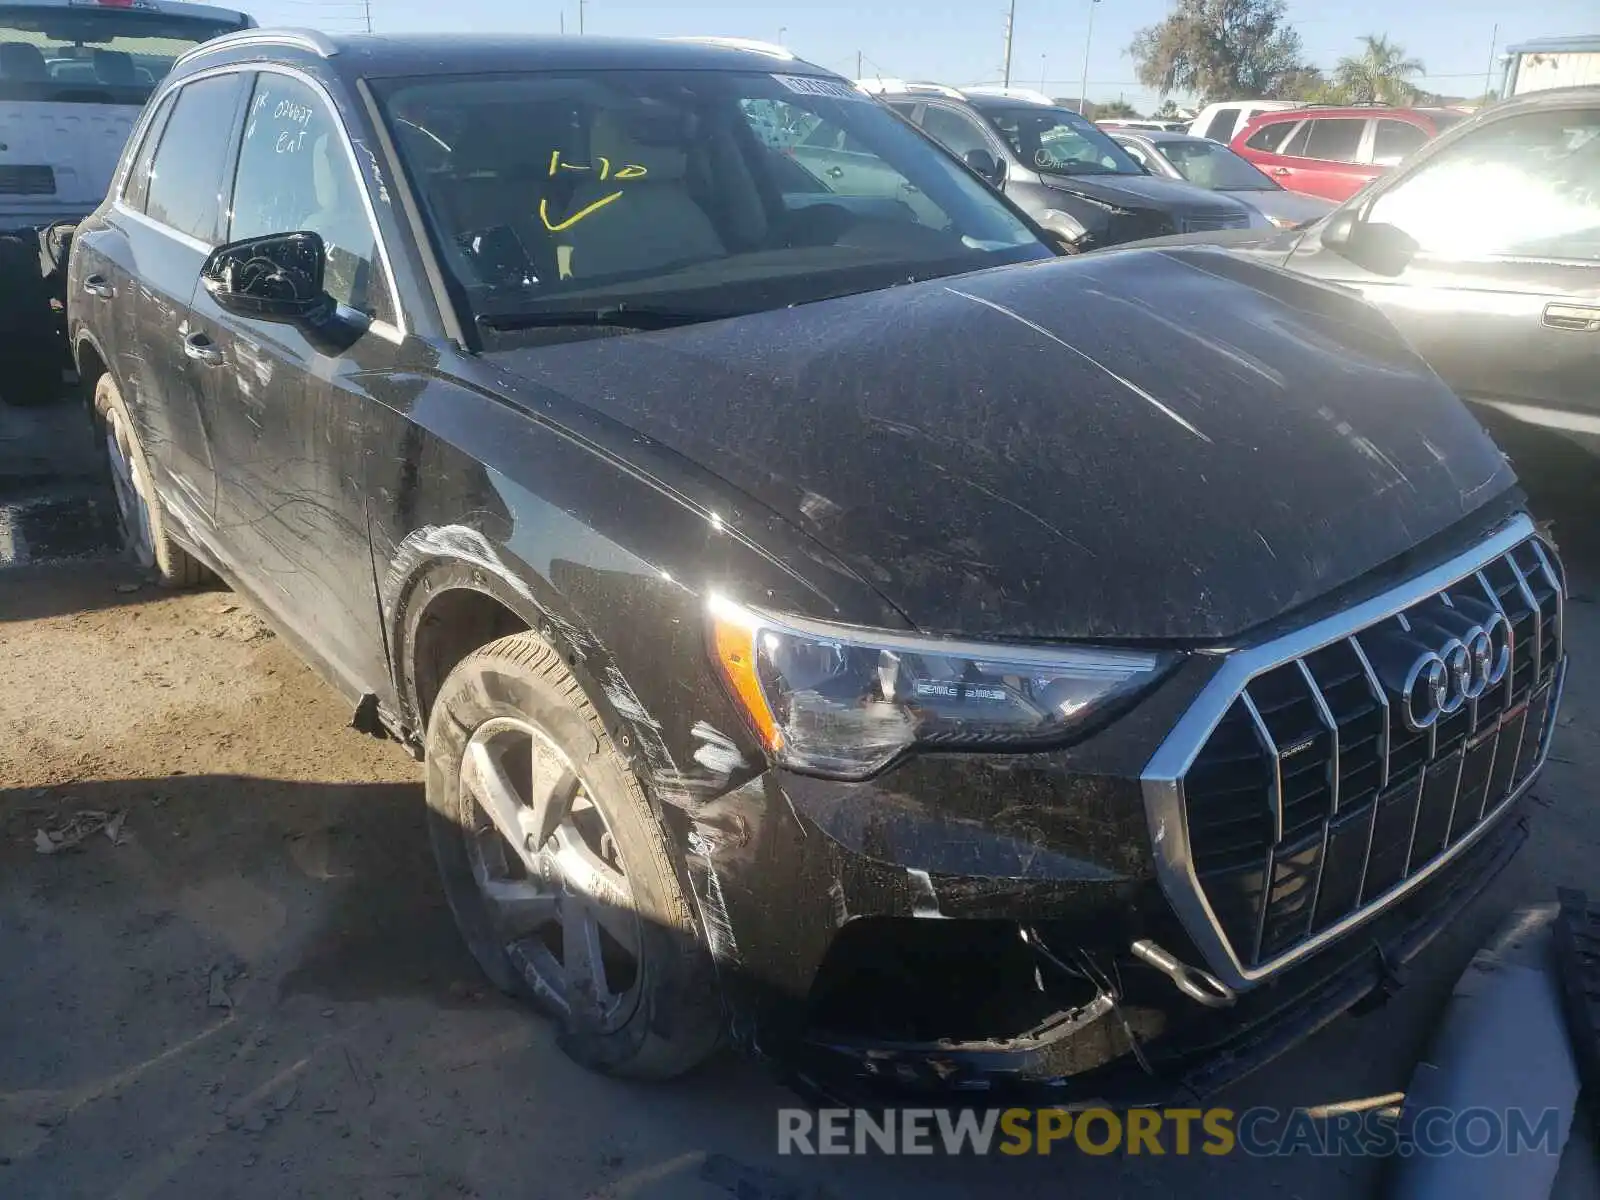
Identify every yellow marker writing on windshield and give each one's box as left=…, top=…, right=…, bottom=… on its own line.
left=539, top=150, right=651, bottom=231
left=539, top=191, right=624, bottom=232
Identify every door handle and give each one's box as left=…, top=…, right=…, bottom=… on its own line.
left=82, top=274, right=113, bottom=299
left=1271, top=167, right=1291, bottom=176
left=825, top=165, right=844, bottom=179
left=182, top=331, right=223, bottom=366
left=1543, top=303, right=1600, bottom=332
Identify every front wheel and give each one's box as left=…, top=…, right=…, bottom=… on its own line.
left=425, top=632, right=722, bottom=1080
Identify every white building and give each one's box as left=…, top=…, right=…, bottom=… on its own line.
left=1502, top=36, right=1600, bottom=97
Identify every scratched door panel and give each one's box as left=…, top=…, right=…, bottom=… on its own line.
left=185, top=69, right=402, bottom=701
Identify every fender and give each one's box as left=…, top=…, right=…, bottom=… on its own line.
left=381, top=522, right=754, bottom=818
left=383, top=522, right=769, bottom=989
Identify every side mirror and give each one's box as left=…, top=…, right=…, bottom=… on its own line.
left=963, top=148, right=1005, bottom=186
left=1320, top=209, right=1418, bottom=277
left=201, top=231, right=330, bottom=322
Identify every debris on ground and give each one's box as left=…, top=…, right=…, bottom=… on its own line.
left=32, top=809, right=124, bottom=854
left=207, top=964, right=234, bottom=1010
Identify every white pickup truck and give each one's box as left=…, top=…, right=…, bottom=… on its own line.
left=0, top=0, right=252, bottom=404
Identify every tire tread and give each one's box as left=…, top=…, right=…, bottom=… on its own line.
left=427, top=631, right=721, bottom=1080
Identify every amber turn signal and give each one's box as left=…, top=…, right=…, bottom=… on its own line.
left=709, top=598, right=783, bottom=752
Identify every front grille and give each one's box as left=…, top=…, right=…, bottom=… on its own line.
left=1180, top=212, right=1250, bottom=232
left=1105, top=209, right=1176, bottom=246
left=0, top=165, right=55, bottom=196
left=1164, top=528, right=1564, bottom=977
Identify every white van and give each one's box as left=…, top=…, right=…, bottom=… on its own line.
left=1186, top=99, right=1302, bottom=144
left=1, top=0, right=252, bottom=229
left=0, top=0, right=252, bottom=402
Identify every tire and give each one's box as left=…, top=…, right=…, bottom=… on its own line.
left=91, top=373, right=210, bottom=587
left=0, top=232, right=63, bottom=407
left=0, top=350, right=64, bottom=407
left=425, top=632, right=722, bottom=1080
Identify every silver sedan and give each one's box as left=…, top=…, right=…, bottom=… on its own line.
left=1112, top=130, right=1335, bottom=229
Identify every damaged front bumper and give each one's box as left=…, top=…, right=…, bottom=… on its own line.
left=683, top=515, right=1566, bottom=1105
left=795, top=794, right=1531, bottom=1106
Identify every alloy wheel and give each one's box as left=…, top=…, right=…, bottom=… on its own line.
left=103, top=408, right=155, bottom=568
left=460, top=717, right=643, bottom=1029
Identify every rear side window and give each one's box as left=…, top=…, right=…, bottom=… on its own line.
left=121, top=90, right=176, bottom=212
left=1245, top=120, right=1293, bottom=152
left=919, top=105, right=995, bottom=159
left=1372, top=119, right=1427, bottom=166
left=1302, top=119, right=1366, bottom=163
left=144, top=73, right=245, bottom=242
left=1200, top=106, right=1240, bottom=141
left=1280, top=120, right=1312, bottom=157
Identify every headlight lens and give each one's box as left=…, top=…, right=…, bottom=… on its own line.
left=1039, top=207, right=1090, bottom=243
left=708, top=598, right=1178, bottom=779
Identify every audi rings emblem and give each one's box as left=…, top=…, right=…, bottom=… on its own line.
left=1400, top=612, right=1511, bottom=731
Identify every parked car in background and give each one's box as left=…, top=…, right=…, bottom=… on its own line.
left=1112, top=129, right=1334, bottom=228
left=873, top=84, right=1268, bottom=248
left=1231, top=105, right=1468, bottom=201
left=1097, top=118, right=1189, bottom=133
left=1129, top=87, right=1600, bottom=462
left=1187, top=99, right=1302, bottom=144
left=0, top=0, right=253, bottom=403
left=70, top=30, right=1567, bottom=1105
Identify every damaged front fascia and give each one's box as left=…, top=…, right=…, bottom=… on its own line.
left=378, top=522, right=787, bottom=1004
left=376, top=513, right=1221, bottom=1071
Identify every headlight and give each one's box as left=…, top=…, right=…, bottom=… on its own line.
left=1039, top=207, right=1090, bottom=244
left=708, top=598, right=1178, bottom=779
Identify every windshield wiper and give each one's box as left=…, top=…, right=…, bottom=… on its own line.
left=476, top=304, right=724, bottom=333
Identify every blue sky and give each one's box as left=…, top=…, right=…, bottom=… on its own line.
left=249, top=0, right=1595, bottom=112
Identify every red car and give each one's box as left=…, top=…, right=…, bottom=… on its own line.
left=1230, top=106, right=1468, bottom=201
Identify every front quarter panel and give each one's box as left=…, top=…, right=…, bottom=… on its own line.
left=367, top=348, right=906, bottom=794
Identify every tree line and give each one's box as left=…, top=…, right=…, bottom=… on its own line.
left=1129, top=0, right=1446, bottom=107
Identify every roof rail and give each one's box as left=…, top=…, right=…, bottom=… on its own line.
left=856, top=79, right=966, bottom=100
left=174, top=27, right=338, bottom=68
left=667, top=36, right=795, bottom=60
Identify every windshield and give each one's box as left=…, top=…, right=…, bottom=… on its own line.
left=0, top=5, right=247, bottom=104
left=377, top=70, right=1048, bottom=334
left=981, top=106, right=1145, bottom=176
left=1158, top=139, right=1277, bottom=190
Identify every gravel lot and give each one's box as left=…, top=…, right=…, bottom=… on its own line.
left=1, top=399, right=1596, bottom=1199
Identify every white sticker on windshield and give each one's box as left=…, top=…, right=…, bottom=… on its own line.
left=772, top=75, right=867, bottom=101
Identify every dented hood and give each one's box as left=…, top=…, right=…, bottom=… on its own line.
left=484, top=246, right=1517, bottom=641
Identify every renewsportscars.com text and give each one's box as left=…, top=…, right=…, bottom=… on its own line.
left=777, top=1106, right=1565, bottom=1157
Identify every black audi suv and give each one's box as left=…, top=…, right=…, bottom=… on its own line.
left=68, top=31, right=1566, bottom=1102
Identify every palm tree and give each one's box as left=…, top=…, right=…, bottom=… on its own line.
left=1335, top=35, right=1425, bottom=105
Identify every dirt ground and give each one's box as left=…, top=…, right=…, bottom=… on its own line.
left=1, top=425, right=1597, bottom=1199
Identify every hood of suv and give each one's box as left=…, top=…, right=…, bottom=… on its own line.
left=483, top=247, right=1516, bottom=642
left=1043, top=171, right=1253, bottom=219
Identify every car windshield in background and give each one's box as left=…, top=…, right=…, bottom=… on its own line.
left=1159, top=138, right=1278, bottom=190
left=0, top=6, right=247, bottom=103
left=982, top=106, right=1145, bottom=177
left=376, top=70, right=1049, bottom=330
